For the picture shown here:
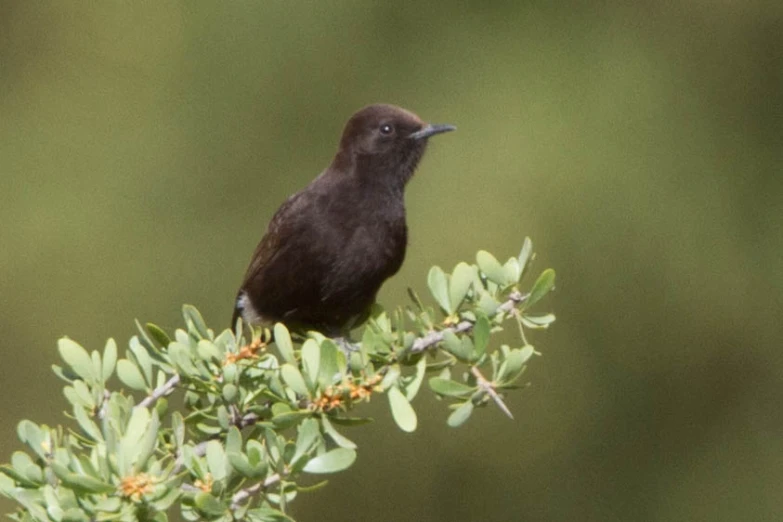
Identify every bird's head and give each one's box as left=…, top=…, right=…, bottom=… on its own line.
left=333, top=104, right=455, bottom=186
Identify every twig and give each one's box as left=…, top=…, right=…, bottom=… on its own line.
left=230, top=472, right=283, bottom=509
left=470, top=366, right=513, bottom=419
left=96, top=389, right=111, bottom=420
left=137, top=374, right=181, bottom=409
left=410, top=291, right=526, bottom=353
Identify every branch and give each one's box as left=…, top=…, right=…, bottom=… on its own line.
left=143, top=288, right=529, bottom=497
left=410, top=290, right=526, bottom=353
left=230, top=472, right=283, bottom=510
left=137, top=374, right=180, bottom=409
left=471, top=365, right=513, bottom=419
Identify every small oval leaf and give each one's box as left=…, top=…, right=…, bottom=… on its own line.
left=57, top=338, right=94, bottom=381
left=526, top=269, right=556, bottom=308
left=449, top=262, right=475, bottom=311
left=102, top=339, right=117, bottom=382
left=273, top=323, right=295, bottom=364
left=388, top=386, right=417, bottom=433
left=303, top=448, right=356, bottom=474
left=429, top=377, right=475, bottom=397
left=116, top=359, right=148, bottom=391
left=427, top=266, right=451, bottom=314
left=476, top=250, right=507, bottom=286
left=518, top=237, right=533, bottom=276
left=281, top=364, right=310, bottom=397
left=447, top=401, right=474, bottom=428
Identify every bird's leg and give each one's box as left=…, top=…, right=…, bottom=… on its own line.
left=333, top=336, right=360, bottom=357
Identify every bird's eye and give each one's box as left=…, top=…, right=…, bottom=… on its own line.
left=379, top=124, right=394, bottom=135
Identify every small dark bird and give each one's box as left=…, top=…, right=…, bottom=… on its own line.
left=232, top=104, right=455, bottom=336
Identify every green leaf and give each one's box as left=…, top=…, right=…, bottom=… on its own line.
left=518, top=237, right=533, bottom=277
left=449, top=262, right=475, bottom=311
left=318, top=339, right=340, bottom=388
left=62, top=508, right=90, bottom=522
left=65, top=380, right=95, bottom=409
left=227, top=451, right=266, bottom=479
left=0, top=465, right=33, bottom=487
left=168, top=342, right=198, bottom=375
left=273, top=323, right=295, bottom=364
left=447, top=401, right=474, bottom=427
left=225, top=426, right=242, bottom=454
left=102, top=339, right=117, bottom=382
left=116, top=359, right=148, bottom=391
left=280, top=364, right=310, bottom=397
left=441, top=329, right=461, bottom=355
left=501, top=345, right=536, bottom=381
left=473, top=314, right=490, bottom=359
left=271, top=402, right=292, bottom=417
left=429, top=377, right=475, bottom=397
left=51, top=363, right=79, bottom=383
left=136, top=409, right=160, bottom=470
left=247, top=506, right=296, bottom=522
left=503, top=257, right=521, bottom=284
left=151, top=488, right=180, bottom=512
left=17, top=421, right=48, bottom=460
left=145, top=323, right=171, bottom=347
left=194, top=492, right=226, bottom=517
left=73, top=405, right=102, bottom=442
left=222, top=383, right=238, bottom=403
left=441, top=330, right=472, bottom=361
left=427, top=266, right=451, bottom=314
left=206, top=440, right=228, bottom=481
left=300, top=339, right=320, bottom=386
left=172, top=412, right=185, bottom=448
left=477, top=290, right=499, bottom=315
left=379, top=364, right=401, bottom=391
left=302, top=448, right=356, bottom=474
left=525, top=268, right=556, bottom=308
left=404, top=357, right=427, bottom=401
left=321, top=416, right=356, bottom=450
left=129, top=337, right=154, bottom=385
left=271, top=411, right=312, bottom=430
left=196, top=340, right=222, bottom=363
left=183, top=305, right=210, bottom=339
left=476, top=250, right=507, bottom=286
left=292, top=418, right=320, bottom=466
left=93, top=496, right=122, bottom=513
left=247, top=439, right=266, bottom=466
left=119, top=407, right=150, bottom=475
left=521, top=313, right=556, bottom=329
left=50, top=463, right=114, bottom=494
left=388, top=386, right=417, bottom=433
left=57, top=338, right=94, bottom=382
left=407, top=287, right=426, bottom=311
left=217, top=405, right=231, bottom=430
left=327, top=416, right=374, bottom=427
left=9, top=452, right=43, bottom=485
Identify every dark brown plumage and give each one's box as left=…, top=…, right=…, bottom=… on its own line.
left=232, top=104, right=455, bottom=335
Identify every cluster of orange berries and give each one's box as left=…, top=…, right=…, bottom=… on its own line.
left=225, top=339, right=267, bottom=365
left=119, top=473, right=156, bottom=501
left=194, top=473, right=214, bottom=493
left=310, top=374, right=383, bottom=412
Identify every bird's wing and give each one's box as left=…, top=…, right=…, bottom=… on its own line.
left=241, top=193, right=301, bottom=286
left=239, top=190, right=330, bottom=322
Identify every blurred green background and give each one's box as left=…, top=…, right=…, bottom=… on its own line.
left=1, top=2, right=782, bottom=520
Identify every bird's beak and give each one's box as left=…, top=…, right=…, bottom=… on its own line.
left=409, top=123, right=456, bottom=141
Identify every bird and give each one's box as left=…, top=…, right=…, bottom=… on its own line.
left=232, top=103, right=455, bottom=338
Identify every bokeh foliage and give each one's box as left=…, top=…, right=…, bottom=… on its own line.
left=1, top=2, right=781, bottom=521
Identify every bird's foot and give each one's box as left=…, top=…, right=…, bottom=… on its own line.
left=333, top=336, right=360, bottom=357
